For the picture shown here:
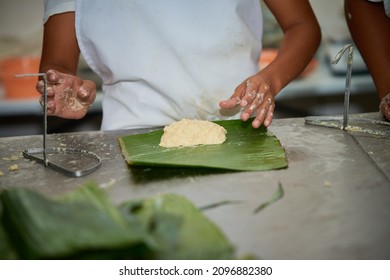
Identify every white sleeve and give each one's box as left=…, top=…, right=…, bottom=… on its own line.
left=43, top=0, right=76, bottom=23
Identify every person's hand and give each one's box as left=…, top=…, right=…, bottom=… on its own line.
left=219, top=74, right=275, bottom=128
left=36, top=69, right=96, bottom=119
left=379, top=92, right=390, bottom=121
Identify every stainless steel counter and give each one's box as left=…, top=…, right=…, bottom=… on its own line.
left=0, top=113, right=389, bottom=259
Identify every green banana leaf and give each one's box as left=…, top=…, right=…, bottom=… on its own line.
left=0, top=184, right=234, bottom=260
left=0, top=184, right=150, bottom=259
left=254, top=182, right=284, bottom=214
left=118, top=119, right=288, bottom=171
left=119, top=194, right=234, bottom=260
left=0, top=211, right=17, bottom=260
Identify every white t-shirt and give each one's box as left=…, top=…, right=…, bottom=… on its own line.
left=44, top=0, right=263, bottom=130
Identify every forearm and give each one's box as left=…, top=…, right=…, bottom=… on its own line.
left=262, top=0, right=321, bottom=96
left=39, top=12, right=80, bottom=76
left=345, top=0, right=390, bottom=100
left=259, top=23, right=321, bottom=95
left=37, top=12, right=96, bottom=120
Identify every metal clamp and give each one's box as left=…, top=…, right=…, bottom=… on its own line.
left=332, top=44, right=354, bottom=130
left=15, top=73, right=102, bottom=177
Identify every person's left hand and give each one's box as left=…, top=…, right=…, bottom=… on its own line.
left=219, top=75, right=275, bottom=128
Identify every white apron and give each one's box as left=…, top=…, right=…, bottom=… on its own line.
left=75, top=0, right=263, bottom=130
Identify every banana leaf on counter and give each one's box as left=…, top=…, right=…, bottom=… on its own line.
left=118, top=119, right=288, bottom=171
left=0, top=183, right=233, bottom=260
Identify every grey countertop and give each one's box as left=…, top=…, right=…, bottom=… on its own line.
left=0, top=113, right=389, bottom=259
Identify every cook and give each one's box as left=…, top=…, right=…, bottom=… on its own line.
left=37, top=0, right=321, bottom=130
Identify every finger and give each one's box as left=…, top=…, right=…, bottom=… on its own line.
left=240, top=80, right=257, bottom=107
left=381, top=104, right=390, bottom=120
left=219, top=97, right=241, bottom=108
left=77, top=87, right=90, bottom=101
left=219, top=84, right=246, bottom=109
left=263, top=104, right=275, bottom=127
left=71, top=76, right=83, bottom=89
left=252, top=108, right=266, bottom=128
left=36, top=80, right=55, bottom=97
left=381, top=101, right=389, bottom=111
left=380, top=95, right=390, bottom=112
left=77, top=80, right=96, bottom=102
left=36, top=80, right=45, bottom=93
left=47, top=100, right=56, bottom=115
left=37, top=71, right=58, bottom=97
left=46, top=69, right=61, bottom=83
left=252, top=97, right=273, bottom=128
left=39, top=96, right=56, bottom=115
left=241, top=92, right=264, bottom=121
left=240, top=78, right=271, bottom=107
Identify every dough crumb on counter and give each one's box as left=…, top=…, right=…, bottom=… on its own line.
left=8, top=164, right=19, bottom=172
left=159, top=119, right=227, bottom=148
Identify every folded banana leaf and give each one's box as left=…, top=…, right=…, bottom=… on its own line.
left=119, top=194, right=234, bottom=260
left=0, top=184, right=150, bottom=259
left=118, top=119, right=288, bottom=171
left=0, top=184, right=233, bottom=260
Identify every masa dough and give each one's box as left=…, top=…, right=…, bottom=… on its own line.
left=159, top=119, right=227, bottom=148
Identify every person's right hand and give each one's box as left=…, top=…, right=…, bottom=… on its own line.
left=219, top=74, right=275, bottom=128
left=36, top=69, right=96, bottom=119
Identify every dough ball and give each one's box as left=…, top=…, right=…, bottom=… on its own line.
left=159, top=119, right=227, bottom=148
